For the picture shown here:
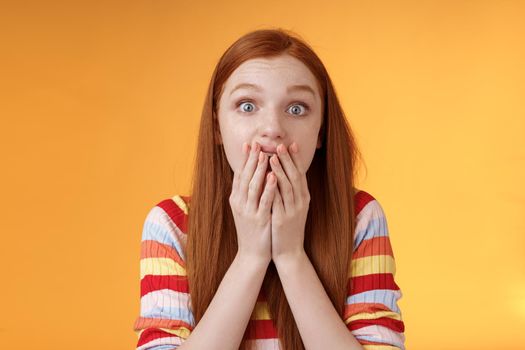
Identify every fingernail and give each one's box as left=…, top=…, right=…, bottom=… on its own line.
left=291, top=143, right=298, bottom=153
left=242, top=142, right=248, bottom=154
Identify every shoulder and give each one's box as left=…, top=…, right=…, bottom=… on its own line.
left=144, top=194, right=190, bottom=229
left=141, top=194, right=191, bottom=261
left=353, top=189, right=389, bottom=251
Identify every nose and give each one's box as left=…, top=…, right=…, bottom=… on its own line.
left=258, top=109, right=286, bottom=140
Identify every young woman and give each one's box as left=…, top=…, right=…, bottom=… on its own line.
left=133, top=28, right=405, bottom=350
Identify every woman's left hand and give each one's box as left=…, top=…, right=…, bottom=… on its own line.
left=269, top=142, right=310, bottom=265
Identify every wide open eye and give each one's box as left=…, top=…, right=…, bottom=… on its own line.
left=287, top=103, right=310, bottom=116
left=238, top=100, right=256, bottom=113
left=236, top=99, right=310, bottom=116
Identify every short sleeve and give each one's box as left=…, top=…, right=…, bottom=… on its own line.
left=343, top=193, right=406, bottom=350
left=133, top=198, right=195, bottom=350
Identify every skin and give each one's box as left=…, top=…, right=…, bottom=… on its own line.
left=214, top=54, right=366, bottom=350
left=217, top=53, right=323, bottom=262
left=216, top=53, right=323, bottom=187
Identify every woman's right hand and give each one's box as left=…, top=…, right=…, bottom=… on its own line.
left=229, top=141, right=277, bottom=265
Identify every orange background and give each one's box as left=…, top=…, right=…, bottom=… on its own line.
left=1, top=1, right=524, bottom=349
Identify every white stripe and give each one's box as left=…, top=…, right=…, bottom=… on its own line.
left=140, top=288, right=191, bottom=315
left=137, top=336, right=184, bottom=350
left=244, top=338, right=281, bottom=350
left=352, top=324, right=405, bottom=350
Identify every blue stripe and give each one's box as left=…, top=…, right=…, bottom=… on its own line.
left=346, top=289, right=401, bottom=314
left=353, top=201, right=390, bottom=251
left=142, top=305, right=195, bottom=325
left=142, top=208, right=186, bottom=260
left=145, top=345, right=183, bottom=350
left=354, top=333, right=405, bottom=350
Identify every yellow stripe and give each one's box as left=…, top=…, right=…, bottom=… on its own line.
left=135, top=327, right=192, bottom=340
left=140, top=257, right=187, bottom=279
left=363, top=345, right=402, bottom=350
left=158, top=326, right=191, bottom=339
left=350, top=255, right=396, bottom=277
left=172, top=195, right=189, bottom=215
left=345, top=310, right=402, bottom=323
left=250, top=301, right=271, bottom=320
left=135, top=328, right=144, bottom=338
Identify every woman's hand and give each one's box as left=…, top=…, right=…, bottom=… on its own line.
left=269, top=142, right=310, bottom=265
left=229, top=141, right=277, bottom=265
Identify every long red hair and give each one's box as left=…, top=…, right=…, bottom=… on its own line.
left=186, top=27, right=365, bottom=350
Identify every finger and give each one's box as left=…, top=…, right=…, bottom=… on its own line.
left=273, top=185, right=284, bottom=214
left=276, top=143, right=304, bottom=205
left=287, top=142, right=308, bottom=199
left=239, top=141, right=261, bottom=204
left=269, top=153, right=294, bottom=211
left=258, top=171, right=277, bottom=213
left=246, top=151, right=269, bottom=212
left=233, top=142, right=250, bottom=193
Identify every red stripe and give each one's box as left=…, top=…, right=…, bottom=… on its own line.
left=134, top=317, right=193, bottom=332
left=347, top=273, right=400, bottom=295
left=141, top=275, right=189, bottom=297
left=243, top=319, right=278, bottom=340
left=359, top=339, right=393, bottom=346
left=354, top=190, right=375, bottom=216
left=157, top=198, right=189, bottom=232
left=140, top=240, right=186, bottom=267
left=352, top=236, right=393, bottom=259
left=137, top=327, right=180, bottom=347
left=347, top=316, right=405, bottom=333
left=344, top=302, right=393, bottom=318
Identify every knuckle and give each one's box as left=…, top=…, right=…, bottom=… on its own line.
left=229, top=195, right=239, bottom=209
left=248, top=180, right=258, bottom=192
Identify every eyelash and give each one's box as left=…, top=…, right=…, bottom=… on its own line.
left=236, top=99, right=311, bottom=116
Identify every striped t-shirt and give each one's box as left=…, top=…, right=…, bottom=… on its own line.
left=133, top=190, right=406, bottom=350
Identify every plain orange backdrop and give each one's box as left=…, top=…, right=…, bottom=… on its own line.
left=1, top=1, right=524, bottom=349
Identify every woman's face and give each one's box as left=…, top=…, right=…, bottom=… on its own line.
left=217, top=54, right=323, bottom=186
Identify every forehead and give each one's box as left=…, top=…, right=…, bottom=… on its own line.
left=224, top=55, right=319, bottom=93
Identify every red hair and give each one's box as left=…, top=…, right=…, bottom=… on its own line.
left=186, top=27, right=365, bottom=350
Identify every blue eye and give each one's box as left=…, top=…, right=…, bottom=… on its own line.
left=236, top=100, right=310, bottom=116
left=287, top=103, right=308, bottom=116
left=239, top=101, right=255, bottom=113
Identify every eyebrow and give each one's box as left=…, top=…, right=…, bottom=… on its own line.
left=229, top=83, right=316, bottom=98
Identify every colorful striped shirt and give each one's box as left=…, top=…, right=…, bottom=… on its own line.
left=133, top=190, right=406, bottom=349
